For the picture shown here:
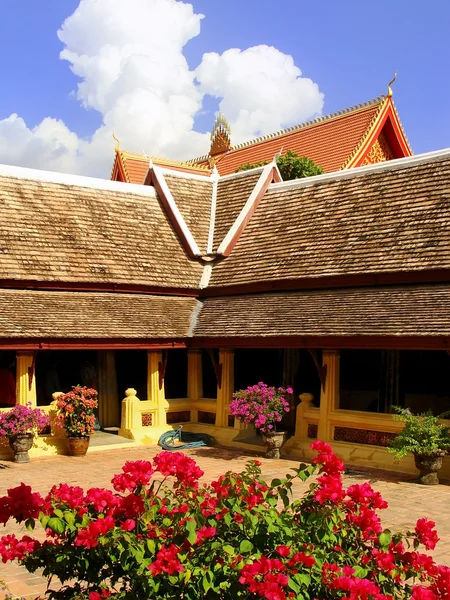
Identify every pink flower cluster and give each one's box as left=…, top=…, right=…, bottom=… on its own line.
left=0, top=403, right=49, bottom=439
left=229, top=382, right=292, bottom=432
left=56, top=385, right=98, bottom=437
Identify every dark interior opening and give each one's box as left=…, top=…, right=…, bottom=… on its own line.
left=164, top=349, right=188, bottom=399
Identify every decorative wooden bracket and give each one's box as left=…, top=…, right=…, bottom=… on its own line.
left=308, top=349, right=327, bottom=392
left=206, top=349, right=222, bottom=390
left=28, top=351, right=37, bottom=391
left=158, top=351, right=168, bottom=390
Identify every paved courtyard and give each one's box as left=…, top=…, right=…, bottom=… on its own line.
left=0, top=445, right=450, bottom=598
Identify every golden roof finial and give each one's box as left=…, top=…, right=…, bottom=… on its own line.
left=112, top=130, right=121, bottom=152
left=387, top=71, right=397, bottom=97
left=209, top=113, right=232, bottom=157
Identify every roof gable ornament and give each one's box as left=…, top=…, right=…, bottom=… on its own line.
left=209, top=113, right=232, bottom=158
left=112, top=131, right=121, bottom=152
left=387, top=71, right=397, bottom=97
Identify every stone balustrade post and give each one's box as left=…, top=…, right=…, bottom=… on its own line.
left=49, top=391, right=65, bottom=437
left=119, top=388, right=141, bottom=438
left=294, top=392, right=314, bottom=439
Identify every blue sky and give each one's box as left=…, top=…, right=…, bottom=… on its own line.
left=0, top=0, right=448, bottom=176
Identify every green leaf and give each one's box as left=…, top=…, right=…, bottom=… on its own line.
left=147, top=539, right=156, bottom=554
left=271, top=478, right=282, bottom=487
left=223, top=544, right=235, bottom=555
left=239, top=540, right=253, bottom=554
left=186, top=520, right=197, bottom=545
left=25, top=517, right=35, bottom=531
left=379, top=531, right=392, bottom=548
left=297, top=573, right=311, bottom=587
left=288, top=577, right=300, bottom=593
left=47, top=517, right=65, bottom=535
left=63, top=511, right=75, bottom=526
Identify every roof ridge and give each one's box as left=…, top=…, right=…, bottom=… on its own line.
left=188, top=96, right=384, bottom=164
left=121, top=149, right=211, bottom=172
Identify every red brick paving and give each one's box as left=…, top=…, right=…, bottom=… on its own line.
left=1, top=445, right=449, bottom=598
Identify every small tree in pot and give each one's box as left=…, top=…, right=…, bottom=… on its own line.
left=0, top=403, right=49, bottom=463
left=56, top=386, right=98, bottom=457
left=229, top=382, right=292, bottom=458
left=388, top=407, right=450, bottom=485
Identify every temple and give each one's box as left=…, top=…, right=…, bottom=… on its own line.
left=110, top=89, right=412, bottom=183
left=1, top=87, right=450, bottom=478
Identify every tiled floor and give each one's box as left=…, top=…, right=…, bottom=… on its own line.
left=1, top=445, right=449, bottom=598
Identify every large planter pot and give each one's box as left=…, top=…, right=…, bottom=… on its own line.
left=68, top=437, right=90, bottom=457
left=9, top=433, right=34, bottom=463
left=414, top=453, right=445, bottom=485
left=261, top=431, right=286, bottom=459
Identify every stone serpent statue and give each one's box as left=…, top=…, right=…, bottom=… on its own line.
left=158, top=425, right=215, bottom=451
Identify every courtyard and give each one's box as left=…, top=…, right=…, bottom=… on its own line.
left=0, top=445, right=449, bottom=599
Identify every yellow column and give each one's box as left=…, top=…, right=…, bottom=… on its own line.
left=97, top=351, right=119, bottom=428
left=16, top=352, right=37, bottom=407
left=187, top=349, right=203, bottom=422
left=317, top=350, right=340, bottom=442
left=147, top=351, right=168, bottom=427
left=215, top=349, right=234, bottom=427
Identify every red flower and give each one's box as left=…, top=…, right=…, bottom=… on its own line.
left=233, top=513, right=244, bottom=524
left=148, top=544, right=184, bottom=576
left=276, top=545, right=291, bottom=557
left=120, top=519, right=136, bottom=531
left=196, top=525, right=216, bottom=545
left=415, top=518, right=439, bottom=551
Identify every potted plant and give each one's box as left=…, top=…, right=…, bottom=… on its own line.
left=387, top=407, right=450, bottom=485
left=0, top=403, right=50, bottom=463
left=229, top=382, right=292, bottom=458
left=56, top=386, right=98, bottom=457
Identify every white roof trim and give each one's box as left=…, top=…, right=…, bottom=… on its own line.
left=157, top=166, right=212, bottom=181
left=151, top=164, right=202, bottom=257
left=218, top=165, right=266, bottom=182
left=217, top=162, right=274, bottom=256
left=0, top=162, right=157, bottom=197
left=268, top=148, right=450, bottom=192
left=206, top=169, right=219, bottom=254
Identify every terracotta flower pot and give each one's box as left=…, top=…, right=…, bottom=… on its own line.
left=414, top=453, right=445, bottom=485
left=9, top=433, right=34, bottom=463
left=68, top=437, right=90, bottom=457
left=261, top=431, right=286, bottom=459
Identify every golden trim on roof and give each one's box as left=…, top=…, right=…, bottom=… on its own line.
left=189, top=97, right=385, bottom=165
left=118, top=149, right=211, bottom=173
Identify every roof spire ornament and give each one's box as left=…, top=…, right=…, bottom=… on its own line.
left=112, top=131, right=121, bottom=152
left=209, top=113, right=232, bottom=157
left=387, top=71, right=397, bottom=97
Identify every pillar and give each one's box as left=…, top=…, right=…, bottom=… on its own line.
left=97, top=351, right=119, bottom=428
left=187, top=349, right=203, bottom=422
left=16, top=352, right=37, bottom=407
left=215, top=349, right=234, bottom=427
left=118, top=388, right=141, bottom=438
left=317, top=350, right=340, bottom=442
left=147, top=351, right=168, bottom=427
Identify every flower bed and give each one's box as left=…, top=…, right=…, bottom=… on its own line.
left=0, top=442, right=448, bottom=599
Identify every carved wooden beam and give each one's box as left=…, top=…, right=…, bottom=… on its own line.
left=28, top=351, right=37, bottom=391
left=206, top=349, right=222, bottom=389
left=158, top=351, right=168, bottom=390
left=308, top=349, right=327, bottom=392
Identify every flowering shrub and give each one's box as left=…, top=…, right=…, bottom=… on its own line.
left=56, top=386, right=98, bottom=438
left=388, top=407, right=450, bottom=459
left=229, top=382, right=292, bottom=432
left=0, top=403, right=49, bottom=439
left=0, top=443, right=448, bottom=599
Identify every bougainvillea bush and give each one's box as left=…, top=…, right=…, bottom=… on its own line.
left=0, top=403, right=49, bottom=439
left=56, top=386, right=98, bottom=437
left=0, top=443, right=448, bottom=599
left=229, top=382, right=292, bottom=432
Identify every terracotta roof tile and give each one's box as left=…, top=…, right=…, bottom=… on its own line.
left=210, top=155, right=450, bottom=288
left=200, top=101, right=383, bottom=176
left=194, top=284, right=450, bottom=338
left=164, top=174, right=213, bottom=254
left=0, top=174, right=202, bottom=288
left=0, top=289, right=197, bottom=338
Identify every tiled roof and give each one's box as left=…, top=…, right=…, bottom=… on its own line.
left=194, top=284, right=450, bottom=338
left=209, top=153, right=450, bottom=288
left=213, top=170, right=263, bottom=250
left=195, top=98, right=384, bottom=175
left=113, top=151, right=211, bottom=184
left=164, top=174, right=213, bottom=254
left=0, top=289, right=197, bottom=338
left=0, top=170, right=203, bottom=289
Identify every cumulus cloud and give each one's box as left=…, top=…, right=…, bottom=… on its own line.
left=0, top=0, right=324, bottom=177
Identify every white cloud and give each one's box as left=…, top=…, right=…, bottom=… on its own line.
left=0, top=0, right=324, bottom=177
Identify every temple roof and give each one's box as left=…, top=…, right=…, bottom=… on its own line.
left=1, top=149, right=450, bottom=344
left=191, top=95, right=411, bottom=175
